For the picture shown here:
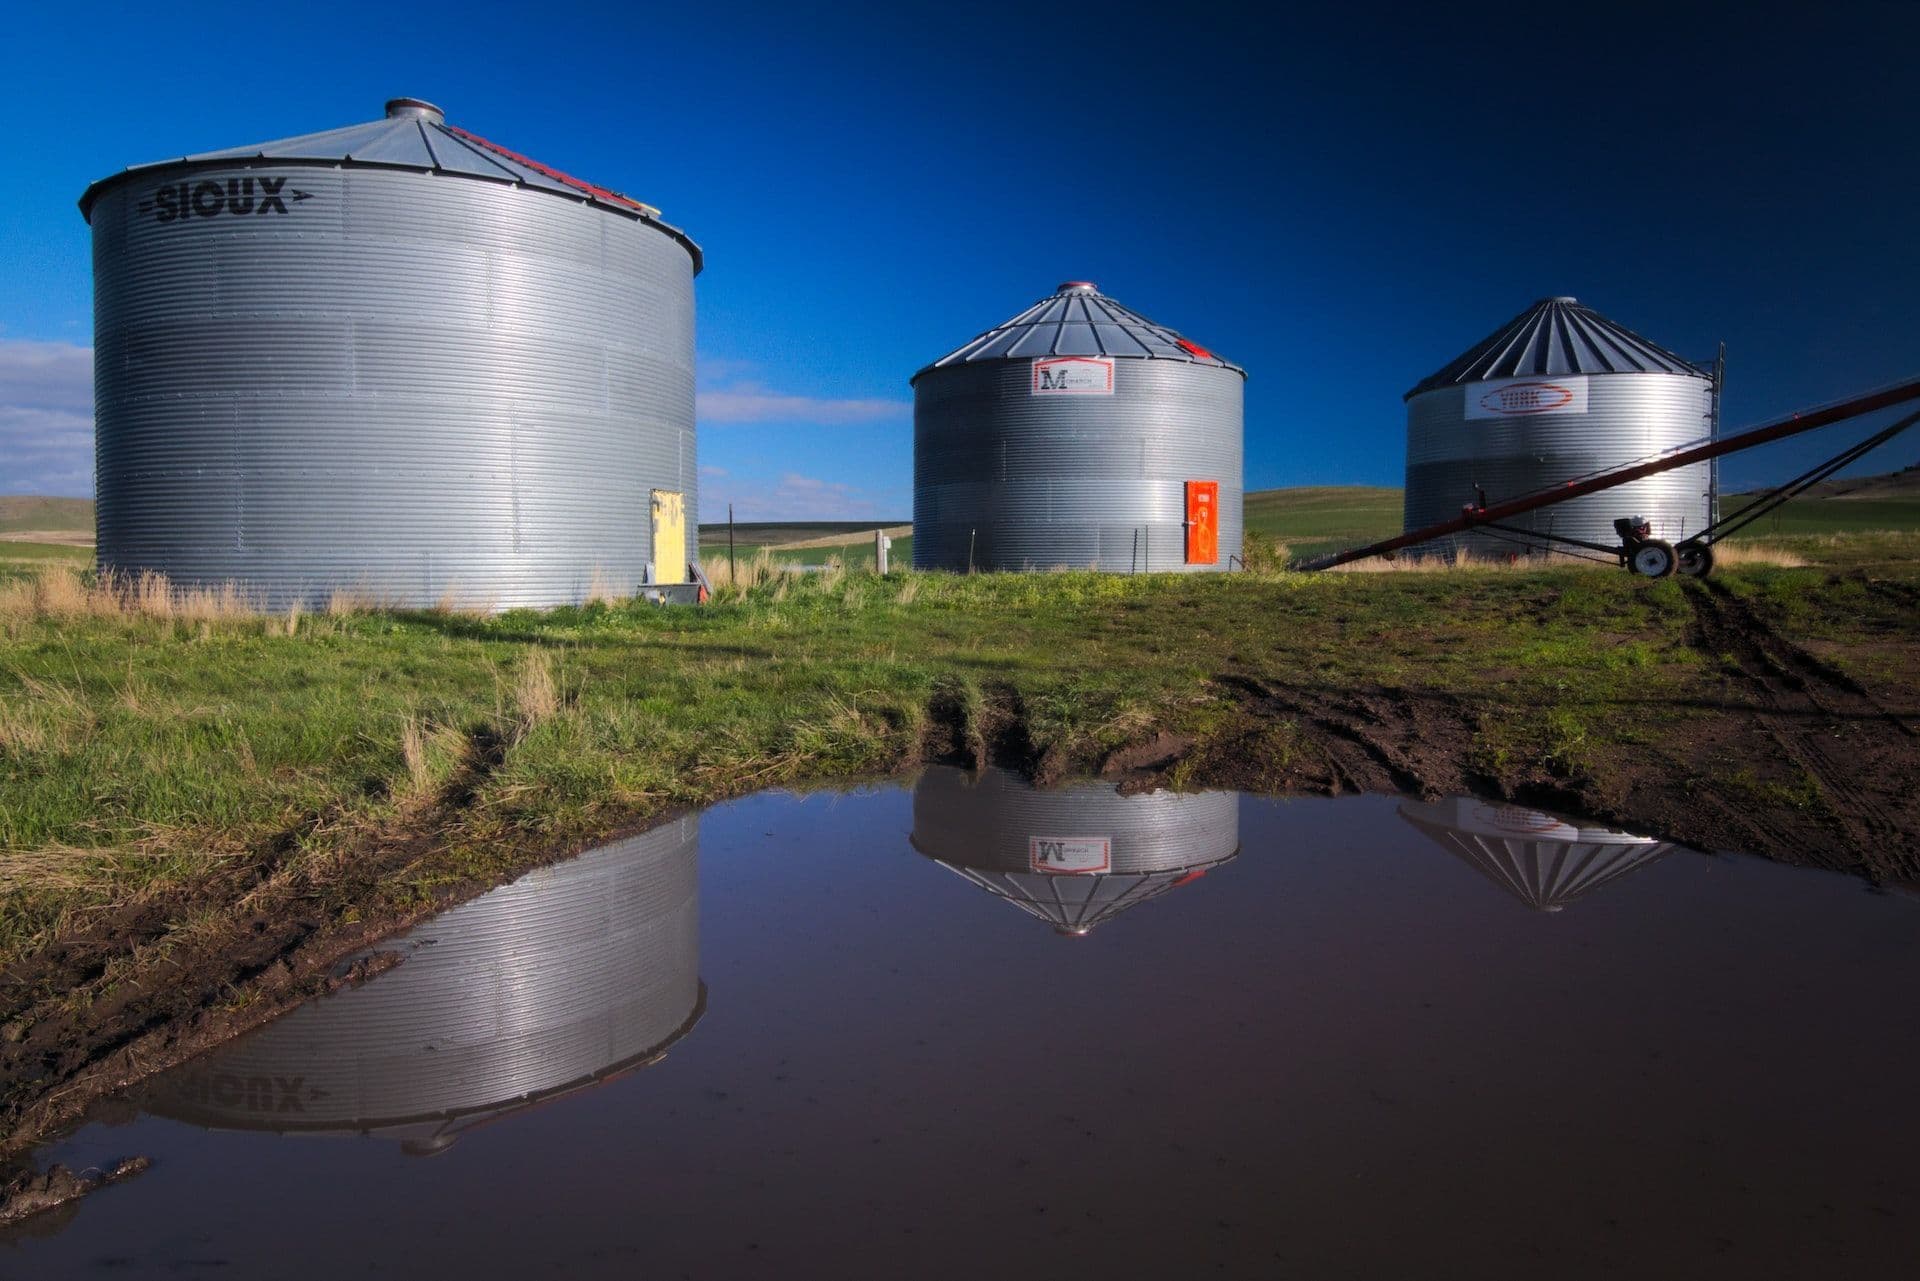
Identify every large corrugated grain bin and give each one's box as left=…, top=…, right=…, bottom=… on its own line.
left=1403, top=297, right=1716, bottom=559
left=911, top=766, right=1239, bottom=936
left=912, top=282, right=1244, bottom=572
left=144, top=816, right=703, bottom=1153
left=79, top=98, right=701, bottom=610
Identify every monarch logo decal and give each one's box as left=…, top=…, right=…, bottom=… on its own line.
left=1031, top=356, right=1115, bottom=395
left=141, top=177, right=314, bottom=223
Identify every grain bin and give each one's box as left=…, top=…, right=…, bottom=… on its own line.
left=1397, top=797, right=1674, bottom=913
left=912, top=283, right=1244, bottom=572
left=79, top=98, right=701, bottom=610
left=1403, top=298, right=1715, bottom=559
left=911, top=766, right=1239, bottom=935
left=144, top=816, right=702, bottom=1152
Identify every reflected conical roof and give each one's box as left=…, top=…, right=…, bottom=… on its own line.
left=1405, top=297, right=1704, bottom=400
left=913, top=282, right=1244, bottom=383
left=1398, top=796, right=1675, bottom=912
left=79, top=97, right=701, bottom=270
left=145, top=815, right=703, bottom=1149
left=911, top=766, right=1239, bottom=935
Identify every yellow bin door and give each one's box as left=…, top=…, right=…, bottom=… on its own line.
left=651, top=490, right=687, bottom=584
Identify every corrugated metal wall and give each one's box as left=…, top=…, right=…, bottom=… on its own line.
left=146, top=815, right=701, bottom=1138
left=913, top=361, right=1243, bottom=572
left=1404, top=373, right=1713, bottom=557
left=91, top=164, right=697, bottom=609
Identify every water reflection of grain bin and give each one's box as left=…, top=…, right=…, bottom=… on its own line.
left=145, top=816, right=702, bottom=1153
left=910, top=765, right=1239, bottom=935
left=1398, top=796, right=1674, bottom=912
left=78, top=98, right=701, bottom=610
left=1403, top=298, right=1716, bottom=559
left=912, top=283, right=1245, bottom=572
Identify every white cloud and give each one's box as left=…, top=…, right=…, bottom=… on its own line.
left=696, top=374, right=907, bottom=427
left=0, top=340, right=94, bottom=496
left=705, top=470, right=907, bottom=522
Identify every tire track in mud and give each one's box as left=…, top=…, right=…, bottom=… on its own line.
left=1681, top=579, right=1920, bottom=870
left=1205, top=675, right=1486, bottom=801
left=0, top=720, right=518, bottom=1158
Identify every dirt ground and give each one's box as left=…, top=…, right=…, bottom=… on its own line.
left=3, top=576, right=1917, bottom=1169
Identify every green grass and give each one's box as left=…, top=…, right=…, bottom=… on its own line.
left=0, top=497, right=92, bottom=535
left=0, top=542, right=92, bottom=577
left=3, top=539, right=1914, bottom=968
left=1719, top=494, right=1920, bottom=537
left=1243, top=486, right=1403, bottom=560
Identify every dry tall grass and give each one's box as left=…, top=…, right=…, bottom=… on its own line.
left=1322, top=540, right=1810, bottom=573
left=585, top=566, right=622, bottom=606
left=1707, top=542, right=1807, bottom=568
left=514, top=650, right=561, bottom=726
left=0, top=566, right=261, bottom=622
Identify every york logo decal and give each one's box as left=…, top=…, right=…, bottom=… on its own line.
left=1465, top=375, right=1590, bottom=420
left=140, top=177, right=314, bottom=223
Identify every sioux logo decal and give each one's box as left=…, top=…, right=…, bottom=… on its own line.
left=140, top=176, right=315, bottom=223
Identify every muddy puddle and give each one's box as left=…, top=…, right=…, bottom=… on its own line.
left=6, top=769, right=1917, bottom=1278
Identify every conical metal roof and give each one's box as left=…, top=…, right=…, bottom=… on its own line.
left=79, top=97, right=700, bottom=271
left=913, top=281, right=1244, bottom=383
left=1398, top=797, right=1676, bottom=912
left=911, top=766, right=1239, bottom=936
left=1405, top=297, right=1703, bottom=400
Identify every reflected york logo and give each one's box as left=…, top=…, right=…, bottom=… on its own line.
left=139, top=177, right=314, bottom=223
left=1477, top=381, right=1574, bottom=415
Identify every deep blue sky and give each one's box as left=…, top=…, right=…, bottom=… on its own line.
left=3, top=1, right=1915, bottom=513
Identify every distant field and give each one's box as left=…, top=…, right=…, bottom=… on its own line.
left=0, top=540, right=92, bottom=581
left=1719, top=494, right=1920, bottom=537
left=1242, top=486, right=1403, bottom=560
left=701, top=533, right=913, bottom=569
left=0, top=496, right=93, bottom=536
left=694, top=521, right=908, bottom=550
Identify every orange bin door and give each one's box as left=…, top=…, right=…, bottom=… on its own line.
left=1185, top=480, right=1219, bottom=564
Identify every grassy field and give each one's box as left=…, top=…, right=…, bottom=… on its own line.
left=1243, top=486, right=1403, bottom=560
left=2, top=524, right=1917, bottom=1148
left=0, top=543, right=1910, bottom=935
left=0, top=497, right=92, bottom=536
left=700, top=533, right=913, bottom=569
left=694, top=520, right=907, bottom=549
left=0, top=542, right=91, bottom=574
left=1719, top=494, right=1920, bottom=536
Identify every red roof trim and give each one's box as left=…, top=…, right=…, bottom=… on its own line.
left=444, top=125, right=644, bottom=212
